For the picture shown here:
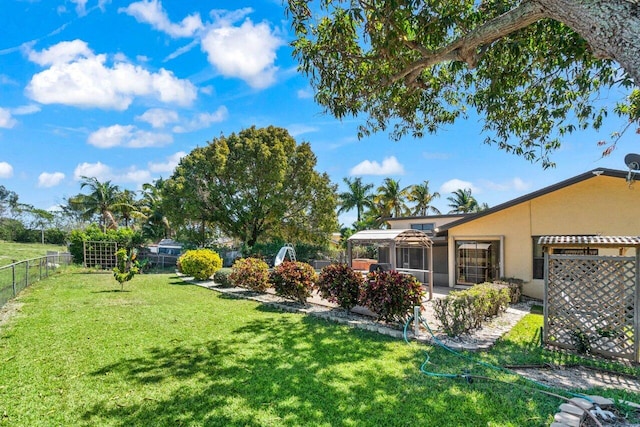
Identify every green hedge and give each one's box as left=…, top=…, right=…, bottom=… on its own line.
left=432, top=283, right=510, bottom=336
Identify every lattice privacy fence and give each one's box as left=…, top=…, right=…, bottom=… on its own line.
left=544, top=254, right=639, bottom=362
left=83, top=241, right=118, bottom=269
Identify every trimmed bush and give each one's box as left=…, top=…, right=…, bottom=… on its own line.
left=230, top=258, right=270, bottom=291
left=213, top=268, right=233, bottom=287
left=316, top=263, right=363, bottom=310
left=178, top=249, right=222, bottom=280
left=270, top=261, right=317, bottom=305
left=433, top=283, right=510, bottom=336
left=360, top=271, right=425, bottom=323
left=495, top=277, right=524, bottom=304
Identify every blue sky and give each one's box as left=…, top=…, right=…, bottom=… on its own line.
left=0, top=0, right=637, bottom=227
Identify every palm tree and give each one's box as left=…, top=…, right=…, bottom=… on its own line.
left=114, top=189, right=142, bottom=228
left=447, top=188, right=481, bottom=213
left=376, top=178, right=409, bottom=218
left=75, top=176, right=121, bottom=231
left=139, top=179, right=172, bottom=239
left=337, top=177, right=374, bottom=222
left=407, top=180, right=441, bottom=216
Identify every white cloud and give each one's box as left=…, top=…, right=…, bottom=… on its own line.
left=172, top=107, right=228, bottom=133
left=88, top=124, right=173, bottom=148
left=26, top=40, right=197, bottom=110
left=120, top=0, right=204, bottom=38
left=201, top=18, right=284, bottom=89
left=440, top=179, right=479, bottom=194
left=136, top=108, right=179, bottom=128
left=297, top=88, right=313, bottom=99
left=350, top=156, right=405, bottom=176
left=148, top=151, right=186, bottom=173
left=74, top=162, right=112, bottom=181
left=286, top=124, right=318, bottom=137
left=0, top=75, right=18, bottom=85
left=38, top=172, right=65, bottom=188
left=11, top=105, right=41, bottom=115
left=0, top=162, right=13, bottom=178
left=73, top=162, right=151, bottom=186
left=422, top=151, right=451, bottom=160
left=70, top=0, right=88, bottom=16
left=200, top=85, right=214, bottom=95
left=481, top=177, right=531, bottom=192
left=0, top=108, right=17, bottom=129
left=27, top=39, right=92, bottom=66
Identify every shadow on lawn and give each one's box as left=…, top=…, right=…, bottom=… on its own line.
left=82, top=311, right=557, bottom=426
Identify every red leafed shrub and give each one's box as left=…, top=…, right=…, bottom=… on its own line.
left=230, top=257, right=270, bottom=291
left=361, top=271, right=425, bottom=323
left=270, top=261, right=317, bottom=305
left=316, top=263, right=363, bottom=310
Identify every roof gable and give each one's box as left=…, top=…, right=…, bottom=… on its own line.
left=438, top=168, right=629, bottom=233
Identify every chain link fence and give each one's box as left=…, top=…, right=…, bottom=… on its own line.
left=0, top=252, right=72, bottom=310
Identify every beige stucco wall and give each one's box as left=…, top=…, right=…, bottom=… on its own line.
left=447, top=175, right=640, bottom=299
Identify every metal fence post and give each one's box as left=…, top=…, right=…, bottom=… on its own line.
left=12, top=264, right=16, bottom=297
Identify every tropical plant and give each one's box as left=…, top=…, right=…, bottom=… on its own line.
left=337, top=177, right=374, bottom=222
left=230, top=257, right=270, bottom=292
left=360, top=271, right=425, bottom=323
left=287, top=0, right=640, bottom=168
left=72, top=176, right=121, bottom=231
left=178, top=249, right=223, bottom=280
left=140, top=179, right=171, bottom=240
left=375, top=178, right=409, bottom=218
left=114, top=189, right=141, bottom=228
left=316, top=263, right=363, bottom=310
left=270, top=261, right=317, bottom=305
left=447, top=188, right=482, bottom=214
left=407, top=181, right=441, bottom=216
left=112, top=248, right=138, bottom=291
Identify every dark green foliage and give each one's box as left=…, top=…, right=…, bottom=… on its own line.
left=433, top=283, right=511, bottom=336
left=287, top=0, right=638, bottom=168
left=270, top=261, right=317, bottom=305
left=360, top=271, right=425, bottom=323
left=213, top=268, right=233, bottom=287
left=163, top=126, right=338, bottom=249
left=316, top=263, right=363, bottom=310
left=177, top=249, right=223, bottom=281
left=68, top=225, right=143, bottom=264
left=112, top=248, right=138, bottom=290
left=230, top=258, right=270, bottom=291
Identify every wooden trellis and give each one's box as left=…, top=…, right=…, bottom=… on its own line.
left=83, top=241, right=118, bottom=269
left=541, top=236, right=640, bottom=362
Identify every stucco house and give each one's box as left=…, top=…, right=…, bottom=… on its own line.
left=387, top=168, right=640, bottom=299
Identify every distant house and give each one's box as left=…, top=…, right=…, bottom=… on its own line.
left=148, top=239, right=183, bottom=256
left=387, top=169, right=640, bottom=299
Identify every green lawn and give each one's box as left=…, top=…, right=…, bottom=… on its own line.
left=0, top=271, right=637, bottom=426
left=0, top=241, right=68, bottom=267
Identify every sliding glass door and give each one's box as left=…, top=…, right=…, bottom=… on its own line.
left=455, top=240, right=501, bottom=285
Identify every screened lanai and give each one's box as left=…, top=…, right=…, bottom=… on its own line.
left=347, top=229, right=434, bottom=299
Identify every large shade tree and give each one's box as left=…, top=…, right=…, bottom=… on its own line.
left=287, top=0, right=640, bottom=167
left=163, top=126, right=338, bottom=248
